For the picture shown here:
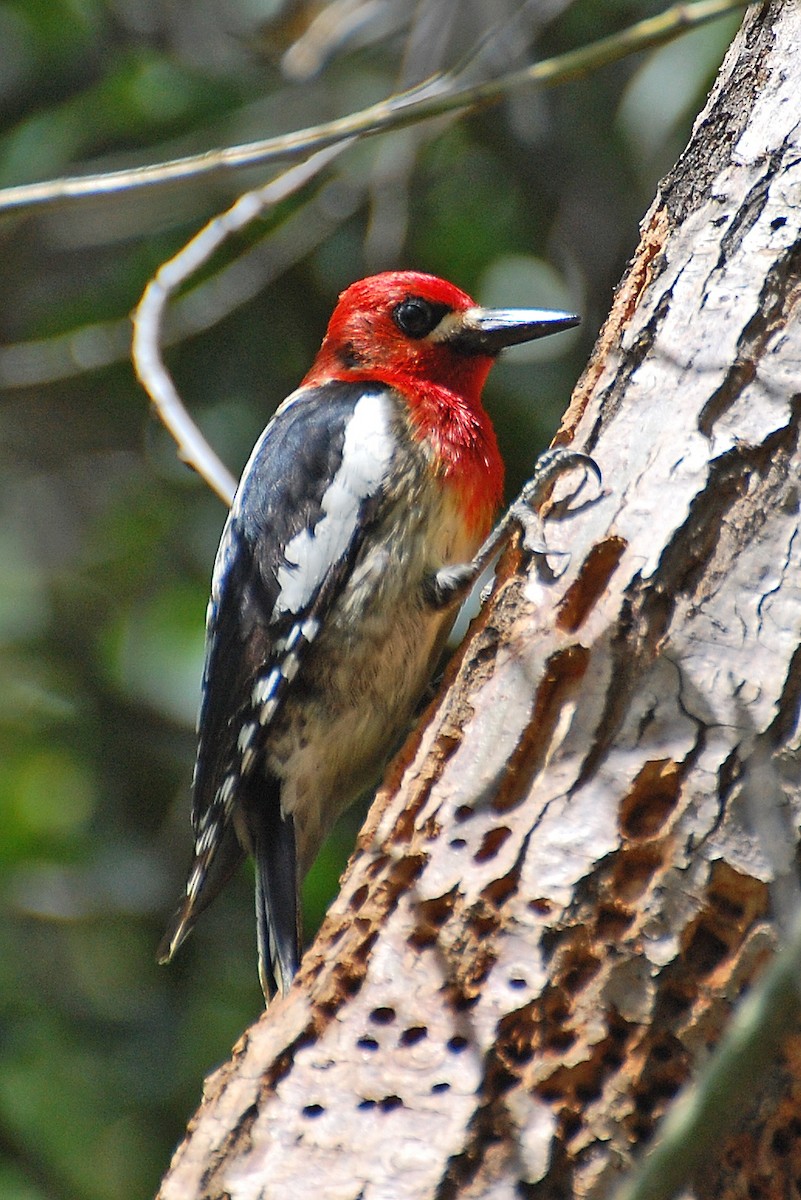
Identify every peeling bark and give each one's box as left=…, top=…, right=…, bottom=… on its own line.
left=158, top=3, right=801, bottom=1197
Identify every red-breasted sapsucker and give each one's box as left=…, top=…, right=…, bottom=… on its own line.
left=158, top=271, right=584, bottom=1001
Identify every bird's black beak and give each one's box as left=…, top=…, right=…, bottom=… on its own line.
left=445, top=307, right=580, bottom=356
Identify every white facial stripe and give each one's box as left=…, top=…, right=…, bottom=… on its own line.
left=430, top=307, right=475, bottom=342
left=273, top=391, right=395, bottom=618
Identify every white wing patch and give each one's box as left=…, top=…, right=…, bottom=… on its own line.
left=272, top=390, right=395, bottom=618
left=195, top=390, right=395, bottom=876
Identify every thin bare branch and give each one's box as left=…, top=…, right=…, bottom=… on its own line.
left=0, top=0, right=749, bottom=216
left=0, top=178, right=362, bottom=390
left=132, top=143, right=350, bottom=505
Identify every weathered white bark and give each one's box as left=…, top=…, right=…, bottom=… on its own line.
left=158, top=2, right=801, bottom=1196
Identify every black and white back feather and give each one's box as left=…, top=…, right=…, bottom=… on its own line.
left=158, top=382, right=395, bottom=997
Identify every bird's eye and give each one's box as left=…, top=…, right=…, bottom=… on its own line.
left=392, top=297, right=448, bottom=339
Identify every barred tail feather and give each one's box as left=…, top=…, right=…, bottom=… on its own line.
left=157, top=819, right=245, bottom=964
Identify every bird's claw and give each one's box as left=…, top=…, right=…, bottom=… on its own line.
left=511, top=447, right=601, bottom=567
left=519, top=448, right=601, bottom=510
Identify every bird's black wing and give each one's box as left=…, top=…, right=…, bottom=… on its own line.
left=158, top=382, right=395, bottom=994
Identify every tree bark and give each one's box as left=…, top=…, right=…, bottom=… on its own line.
left=158, top=3, right=801, bottom=1196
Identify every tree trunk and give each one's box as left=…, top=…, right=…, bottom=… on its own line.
left=158, top=3, right=801, bottom=1196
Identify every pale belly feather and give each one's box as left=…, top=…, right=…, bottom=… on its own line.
left=265, top=478, right=481, bottom=874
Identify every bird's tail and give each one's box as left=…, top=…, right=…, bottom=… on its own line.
left=157, top=819, right=245, bottom=965
left=252, top=796, right=301, bottom=1002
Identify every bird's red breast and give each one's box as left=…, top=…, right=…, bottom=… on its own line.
left=302, top=271, right=505, bottom=540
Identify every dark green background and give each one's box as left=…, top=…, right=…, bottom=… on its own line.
left=0, top=3, right=740, bottom=1196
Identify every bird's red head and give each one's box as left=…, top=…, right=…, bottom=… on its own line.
left=304, top=271, right=577, bottom=396
left=304, top=272, right=491, bottom=403
left=302, top=271, right=578, bottom=535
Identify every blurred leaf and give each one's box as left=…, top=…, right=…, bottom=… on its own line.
left=7, top=748, right=95, bottom=845
left=105, top=582, right=205, bottom=726
left=617, top=12, right=742, bottom=165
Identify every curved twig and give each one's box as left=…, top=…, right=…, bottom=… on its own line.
left=0, top=0, right=748, bottom=216
left=132, top=143, right=350, bottom=505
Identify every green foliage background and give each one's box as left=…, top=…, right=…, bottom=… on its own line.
left=0, top=2, right=740, bottom=1196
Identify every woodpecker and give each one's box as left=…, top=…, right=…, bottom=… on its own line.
left=158, top=270, right=587, bottom=1001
